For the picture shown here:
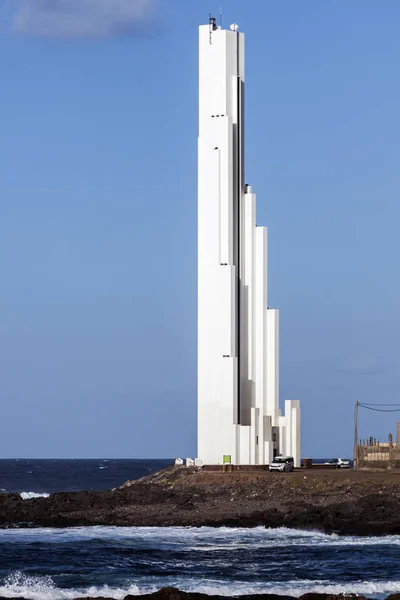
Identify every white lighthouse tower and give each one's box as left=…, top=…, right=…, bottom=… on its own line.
left=197, top=17, right=301, bottom=467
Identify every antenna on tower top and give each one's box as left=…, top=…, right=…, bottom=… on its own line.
left=209, top=13, right=217, bottom=44
left=220, top=6, right=222, bottom=27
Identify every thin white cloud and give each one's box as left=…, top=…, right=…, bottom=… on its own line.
left=12, top=0, right=158, bottom=39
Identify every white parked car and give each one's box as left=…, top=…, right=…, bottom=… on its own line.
left=324, top=458, right=350, bottom=469
left=269, top=456, right=294, bottom=472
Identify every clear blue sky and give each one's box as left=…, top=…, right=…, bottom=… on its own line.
left=0, top=0, right=399, bottom=458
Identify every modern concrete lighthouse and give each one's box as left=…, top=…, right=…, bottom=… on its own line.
left=197, top=17, right=301, bottom=467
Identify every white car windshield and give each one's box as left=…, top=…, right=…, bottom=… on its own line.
left=273, top=457, right=289, bottom=463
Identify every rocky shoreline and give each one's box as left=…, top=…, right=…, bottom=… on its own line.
left=1, top=466, right=400, bottom=535
left=137, top=592, right=396, bottom=600
left=0, top=588, right=398, bottom=600
left=122, top=591, right=400, bottom=600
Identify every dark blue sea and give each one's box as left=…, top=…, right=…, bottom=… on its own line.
left=0, top=459, right=172, bottom=497
left=0, top=459, right=398, bottom=600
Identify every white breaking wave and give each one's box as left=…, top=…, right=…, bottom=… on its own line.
left=20, top=492, right=50, bottom=500
left=1, top=525, right=400, bottom=549
left=186, top=579, right=400, bottom=598
left=0, top=573, right=151, bottom=600
left=0, top=572, right=399, bottom=600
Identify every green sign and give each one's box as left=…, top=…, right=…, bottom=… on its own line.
left=223, top=455, right=231, bottom=465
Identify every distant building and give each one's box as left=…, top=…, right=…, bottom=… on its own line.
left=197, top=17, right=301, bottom=467
left=357, top=422, right=400, bottom=468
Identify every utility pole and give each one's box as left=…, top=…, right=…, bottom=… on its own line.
left=353, top=400, right=359, bottom=469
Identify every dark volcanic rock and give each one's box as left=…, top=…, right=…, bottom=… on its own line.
left=300, top=595, right=369, bottom=600
left=0, top=591, right=382, bottom=600
left=1, top=467, right=400, bottom=535
left=0, top=590, right=389, bottom=600
left=127, top=589, right=296, bottom=600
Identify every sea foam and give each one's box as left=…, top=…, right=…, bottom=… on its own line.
left=1, top=572, right=399, bottom=600
left=0, top=572, right=149, bottom=600
left=20, top=492, right=50, bottom=500
left=1, top=525, right=400, bottom=547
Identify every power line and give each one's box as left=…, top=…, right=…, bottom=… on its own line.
left=359, top=404, right=400, bottom=413
left=361, top=402, right=400, bottom=407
